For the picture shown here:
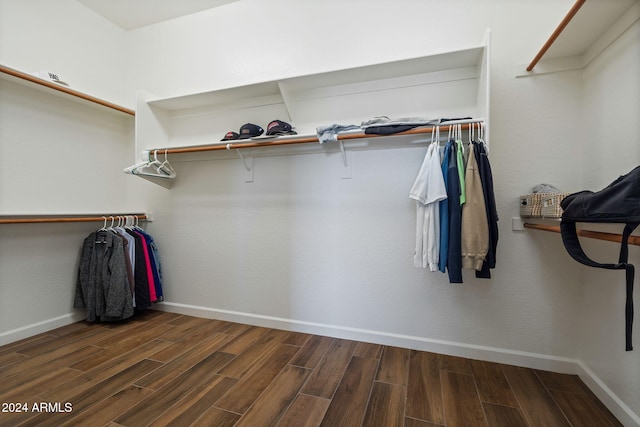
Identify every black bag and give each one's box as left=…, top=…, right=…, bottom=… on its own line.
left=560, top=165, right=640, bottom=351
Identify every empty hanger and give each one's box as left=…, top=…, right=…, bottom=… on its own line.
left=124, top=150, right=176, bottom=179
left=157, top=150, right=176, bottom=177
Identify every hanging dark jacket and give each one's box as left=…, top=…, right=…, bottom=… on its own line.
left=127, top=230, right=152, bottom=310
left=447, top=140, right=463, bottom=283
left=75, top=230, right=134, bottom=322
left=136, top=229, right=164, bottom=302
left=439, top=141, right=452, bottom=273
left=473, top=141, right=498, bottom=278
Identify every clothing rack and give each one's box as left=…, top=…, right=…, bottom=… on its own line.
left=0, top=64, right=135, bottom=116
left=147, top=120, right=484, bottom=156
left=526, top=0, right=587, bottom=72
left=524, top=223, right=640, bottom=247
left=0, top=214, right=148, bottom=225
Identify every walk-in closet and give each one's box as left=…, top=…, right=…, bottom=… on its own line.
left=1, top=0, right=638, bottom=425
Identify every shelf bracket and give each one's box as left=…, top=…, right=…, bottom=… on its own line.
left=227, top=144, right=253, bottom=182
left=339, top=141, right=348, bottom=167
left=277, top=81, right=296, bottom=124
left=339, top=141, right=352, bottom=179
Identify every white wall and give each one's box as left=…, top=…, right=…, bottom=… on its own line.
left=578, top=18, right=640, bottom=421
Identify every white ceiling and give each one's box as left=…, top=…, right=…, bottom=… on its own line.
left=76, top=0, right=238, bottom=30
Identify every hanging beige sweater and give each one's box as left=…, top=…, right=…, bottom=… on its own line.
left=461, top=147, right=489, bottom=270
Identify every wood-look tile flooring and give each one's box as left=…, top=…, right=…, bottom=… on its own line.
left=0, top=310, right=622, bottom=427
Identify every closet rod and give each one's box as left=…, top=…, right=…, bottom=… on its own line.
left=526, top=0, right=587, bottom=72
left=524, top=223, right=640, bottom=246
left=0, top=214, right=147, bottom=225
left=0, top=64, right=135, bottom=116
left=149, top=121, right=481, bottom=155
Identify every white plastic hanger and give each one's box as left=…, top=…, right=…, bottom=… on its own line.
left=124, top=150, right=176, bottom=179
left=158, top=150, right=176, bottom=177
left=478, top=122, right=487, bottom=152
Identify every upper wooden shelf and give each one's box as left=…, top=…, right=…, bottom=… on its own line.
left=147, top=120, right=483, bottom=155
left=0, top=64, right=135, bottom=116
left=135, top=32, right=491, bottom=165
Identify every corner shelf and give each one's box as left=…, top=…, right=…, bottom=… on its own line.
left=0, top=64, right=135, bottom=116
left=518, top=0, right=639, bottom=76
left=524, top=222, right=640, bottom=247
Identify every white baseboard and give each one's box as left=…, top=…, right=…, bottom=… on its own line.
left=154, top=301, right=578, bottom=370
left=0, top=312, right=85, bottom=346
left=154, top=301, right=639, bottom=427
left=575, top=361, right=640, bottom=427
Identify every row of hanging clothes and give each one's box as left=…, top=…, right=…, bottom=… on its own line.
left=74, top=216, right=164, bottom=322
left=410, top=123, right=498, bottom=283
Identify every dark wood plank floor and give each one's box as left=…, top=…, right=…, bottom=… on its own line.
left=0, top=310, right=622, bottom=427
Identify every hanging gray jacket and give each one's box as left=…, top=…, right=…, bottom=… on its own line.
left=74, top=230, right=134, bottom=322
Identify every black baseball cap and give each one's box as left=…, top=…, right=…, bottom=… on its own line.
left=221, top=131, right=239, bottom=141
left=266, top=119, right=297, bottom=136
left=238, top=123, right=264, bottom=139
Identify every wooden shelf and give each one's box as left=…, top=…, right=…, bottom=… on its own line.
left=0, top=64, right=135, bottom=116
left=521, top=0, right=638, bottom=75
left=524, top=223, right=640, bottom=247
left=148, top=120, right=483, bottom=155
left=526, top=0, right=587, bottom=72
left=135, top=32, right=491, bottom=168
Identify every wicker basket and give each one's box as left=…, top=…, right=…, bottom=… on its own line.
left=520, top=193, right=570, bottom=218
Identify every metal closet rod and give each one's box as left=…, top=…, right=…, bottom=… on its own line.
left=527, top=0, right=587, bottom=72
left=149, top=120, right=484, bottom=155
left=524, top=223, right=640, bottom=246
left=0, top=214, right=147, bottom=225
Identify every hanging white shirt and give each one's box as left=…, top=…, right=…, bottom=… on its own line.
left=409, top=142, right=447, bottom=271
